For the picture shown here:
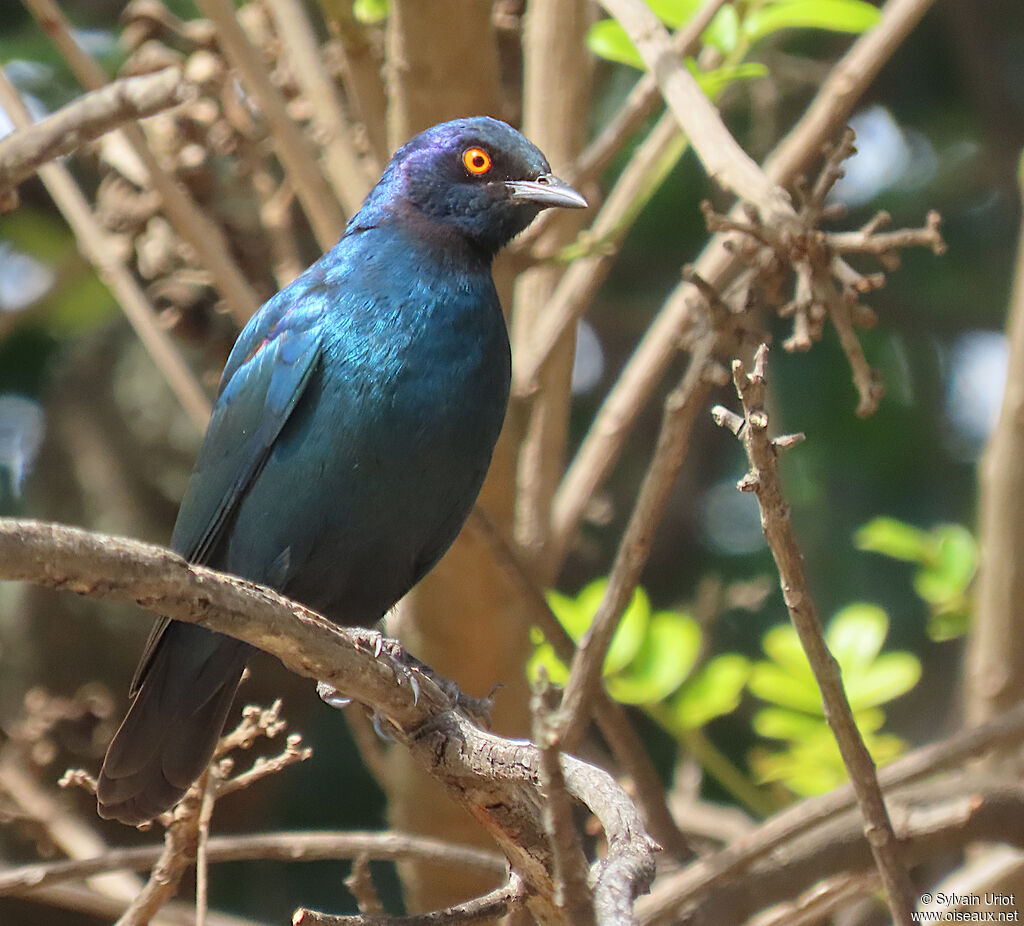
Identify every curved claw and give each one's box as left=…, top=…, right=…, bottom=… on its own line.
left=316, top=681, right=352, bottom=709
left=371, top=711, right=396, bottom=742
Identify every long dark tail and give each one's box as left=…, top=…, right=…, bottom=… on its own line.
left=97, top=623, right=250, bottom=825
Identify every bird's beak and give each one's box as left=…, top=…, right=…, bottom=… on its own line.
left=506, top=174, right=588, bottom=210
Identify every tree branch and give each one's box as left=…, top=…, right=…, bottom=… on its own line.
left=193, top=0, right=346, bottom=250
left=550, top=0, right=939, bottom=569
left=597, top=0, right=792, bottom=221
left=0, top=517, right=657, bottom=925
left=293, top=875, right=525, bottom=925
left=0, top=830, right=505, bottom=897
left=711, top=345, right=915, bottom=925
left=639, top=697, right=1024, bottom=921
left=0, top=66, right=192, bottom=198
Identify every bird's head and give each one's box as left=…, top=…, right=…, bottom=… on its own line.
left=362, top=117, right=587, bottom=256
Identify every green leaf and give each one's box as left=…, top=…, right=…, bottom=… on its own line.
left=825, top=603, right=889, bottom=672
left=760, top=624, right=813, bottom=678
left=913, top=524, right=977, bottom=606
left=695, top=61, right=769, bottom=99
left=855, top=516, right=932, bottom=563
left=672, top=654, right=749, bottom=730
left=752, top=705, right=823, bottom=742
left=744, top=0, right=881, bottom=44
left=648, top=0, right=702, bottom=29
left=353, top=0, right=388, bottom=23
left=703, top=3, right=740, bottom=54
left=927, top=607, right=970, bottom=643
left=607, top=610, right=701, bottom=704
left=843, top=653, right=922, bottom=710
left=586, top=20, right=644, bottom=69
left=526, top=640, right=569, bottom=687
left=748, top=661, right=822, bottom=713
left=544, top=579, right=650, bottom=677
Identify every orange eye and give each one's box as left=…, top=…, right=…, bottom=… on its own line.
left=462, top=147, right=492, bottom=175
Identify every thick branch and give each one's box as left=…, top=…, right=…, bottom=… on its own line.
left=0, top=518, right=656, bottom=924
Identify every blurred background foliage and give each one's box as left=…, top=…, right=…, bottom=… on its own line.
left=1, top=0, right=1023, bottom=921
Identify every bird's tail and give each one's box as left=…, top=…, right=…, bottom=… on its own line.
left=96, top=623, right=250, bottom=825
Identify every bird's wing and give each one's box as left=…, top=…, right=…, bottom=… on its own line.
left=130, top=303, right=324, bottom=696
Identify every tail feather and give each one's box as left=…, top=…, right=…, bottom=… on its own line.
left=97, top=624, right=250, bottom=825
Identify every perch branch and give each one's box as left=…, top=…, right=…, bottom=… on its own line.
left=466, top=510, right=693, bottom=861
left=0, top=518, right=657, bottom=925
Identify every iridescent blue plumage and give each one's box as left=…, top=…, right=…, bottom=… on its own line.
left=96, top=117, right=585, bottom=824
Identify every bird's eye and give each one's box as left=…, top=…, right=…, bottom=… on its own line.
left=462, top=147, right=492, bottom=176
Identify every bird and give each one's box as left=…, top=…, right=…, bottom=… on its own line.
left=96, top=117, right=586, bottom=825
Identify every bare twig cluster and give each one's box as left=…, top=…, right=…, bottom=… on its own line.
left=701, top=129, right=945, bottom=417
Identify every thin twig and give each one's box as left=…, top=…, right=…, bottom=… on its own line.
left=0, top=66, right=192, bottom=195
left=532, top=678, right=596, bottom=925
left=3, top=879, right=259, bottom=926
left=714, top=344, right=915, bottom=925
left=0, top=68, right=212, bottom=431
left=466, top=510, right=694, bottom=862
left=509, top=0, right=593, bottom=574
left=649, top=777, right=1024, bottom=925
left=293, top=875, right=525, bottom=925
left=572, top=0, right=729, bottom=188
left=264, top=0, right=373, bottom=217
left=557, top=337, right=718, bottom=752
left=344, top=854, right=385, bottom=915
left=0, top=830, right=506, bottom=896
left=317, top=0, right=387, bottom=166
left=513, top=110, right=687, bottom=397
left=597, top=0, right=792, bottom=220
left=0, top=751, right=143, bottom=903
left=23, top=0, right=262, bottom=324
left=194, top=0, right=346, bottom=251
left=114, top=786, right=204, bottom=926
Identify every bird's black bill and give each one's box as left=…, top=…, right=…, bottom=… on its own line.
left=506, top=174, right=587, bottom=210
